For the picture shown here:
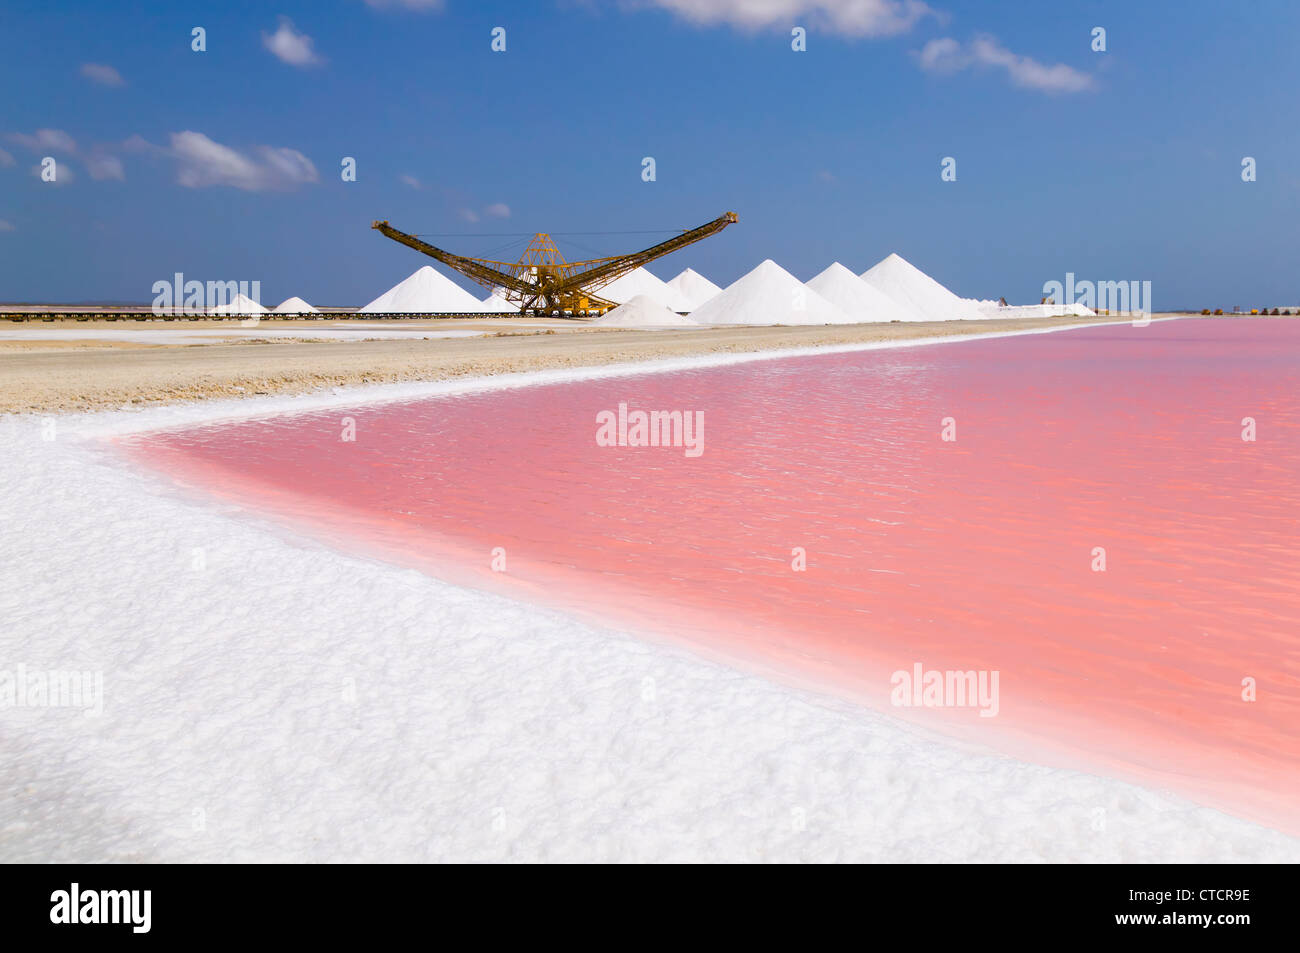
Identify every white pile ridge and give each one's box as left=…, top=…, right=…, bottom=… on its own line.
left=691, top=259, right=856, bottom=325
left=208, top=293, right=268, bottom=316
left=806, top=262, right=922, bottom=323
left=361, top=265, right=485, bottom=313
left=978, top=302, right=1097, bottom=319
left=3, top=391, right=1296, bottom=862
left=665, top=268, right=723, bottom=311
left=860, top=253, right=979, bottom=322
left=479, top=291, right=518, bottom=313
left=272, top=296, right=319, bottom=314
left=592, top=294, right=699, bottom=328
left=592, top=266, right=688, bottom=312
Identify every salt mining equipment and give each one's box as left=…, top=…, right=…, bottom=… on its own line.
left=371, top=212, right=738, bottom=316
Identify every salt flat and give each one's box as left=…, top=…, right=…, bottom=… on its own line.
left=3, top=326, right=1295, bottom=862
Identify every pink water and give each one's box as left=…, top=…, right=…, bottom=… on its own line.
left=123, top=319, right=1300, bottom=831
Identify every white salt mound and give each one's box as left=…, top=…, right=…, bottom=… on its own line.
left=691, top=260, right=856, bottom=326
left=593, top=294, right=699, bottom=328
left=208, top=293, right=269, bottom=316
left=273, top=296, right=319, bottom=314
left=361, top=265, right=485, bottom=313
left=806, top=262, right=922, bottom=323
left=592, top=267, right=687, bottom=311
left=978, top=302, right=1097, bottom=319
left=665, top=268, right=723, bottom=311
left=479, top=291, right=518, bottom=313
left=860, top=253, right=978, bottom=322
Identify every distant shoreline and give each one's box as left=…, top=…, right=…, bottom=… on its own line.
left=0, top=312, right=1228, bottom=414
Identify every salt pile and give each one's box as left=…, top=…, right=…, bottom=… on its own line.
left=273, top=296, right=319, bottom=314
left=665, top=268, right=723, bottom=311
left=690, top=260, right=855, bottom=326
left=478, top=292, right=518, bottom=313
left=592, top=266, right=687, bottom=312
left=361, top=266, right=485, bottom=313
left=860, top=253, right=978, bottom=322
left=806, top=262, right=921, bottom=323
left=209, top=293, right=269, bottom=316
left=978, top=302, right=1096, bottom=319
left=592, top=294, right=700, bottom=328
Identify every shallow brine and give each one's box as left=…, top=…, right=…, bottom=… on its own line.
left=122, top=319, right=1300, bottom=832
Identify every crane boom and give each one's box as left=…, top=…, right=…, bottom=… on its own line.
left=370, top=211, right=737, bottom=315
left=369, top=223, right=536, bottom=296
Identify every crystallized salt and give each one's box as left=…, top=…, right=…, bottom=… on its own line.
left=690, top=260, right=855, bottom=325
left=592, top=294, right=700, bottom=328
left=478, top=292, right=518, bottom=313
left=806, top=262, right=922, bottom=323
left=860, top=253, right=979, bottom=322
left=665, top=268, right=723, bottom=311
left=208, top=293, right=269, bottom=316
left=591, top=267, right=687, bottom=312
left=977, top=302, right=1097, bottom=319
left=360, top=266, right=485, bottom=313
left=272, top=296, right=319, bottom=314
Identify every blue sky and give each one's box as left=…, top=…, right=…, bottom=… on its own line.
left=1, top=0, right=1296, bottom=308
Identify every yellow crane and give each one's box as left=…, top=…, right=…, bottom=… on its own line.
left=371, top=212, right=738, bottom=315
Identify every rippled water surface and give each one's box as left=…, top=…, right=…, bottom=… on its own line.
left=124, top=319, right=1300, bottom=830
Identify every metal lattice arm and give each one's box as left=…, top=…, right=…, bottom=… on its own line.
left=557, top=212, right=738, bottom=293
left=370, top=221, right=535, bottom=295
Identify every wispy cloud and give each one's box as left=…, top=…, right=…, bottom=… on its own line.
left=80, top=63, right=125, bottom=86
left=457, top=208, right=481, bottom=223
left=84, top=152, right=126, bottom=181
left=262, top=17, right=325, bottom=67
left=400, top=174, right=425, bottom=190
left=0, top=147, right=14, bottom=167
left=0, top=220, right=15, bottom=232
left=484, top=202, right=511, bottom=219
left=9, top=129, right=78, bottom=153
left=31, top=161, right=74, bottom=185
left=635, top=0, right=934, bottom=36
left=363, top=0, right=446, bottom=11
left=161, top=131, right=319, bottom=191
left=917, top=34, right=1094, bottom=93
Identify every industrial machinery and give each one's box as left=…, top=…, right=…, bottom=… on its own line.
left=371, top=212, right=738, bottom=315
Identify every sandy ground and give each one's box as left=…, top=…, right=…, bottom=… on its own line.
left=0, top=313, right=1179, bottom=413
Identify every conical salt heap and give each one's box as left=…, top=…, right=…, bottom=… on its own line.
left=860, top=253, right=978, bottom=322
left=690, top=260, right=855, bottom=325
left=806, top=262, right=921, bottom=322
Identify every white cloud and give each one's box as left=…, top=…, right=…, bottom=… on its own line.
left=84, top=153, right=125, bottom=181
left=484, top=202, right=511, bottom=219
left=457, top=208, right=480, bottom=223
left=81, top=63, right=125, bottom=86
left=9, top=129, right=128, bottom=182
left=168, top=131, right=319, bottom=191
left=121, top=134, right=160, bottom=155
left=31, top=161, right=74, bottom=185
left=9, top=129, right=78, bottom=153
left=0, top=220, right=15, bottom=232
left=262, top=17, right=324, bottom=66
left=399, top=174, right=425, bottom=190
left=638, top=0, right=933, bottom=36
left=363, top=0, right=446, bottom=10
left=917, top=34, right=1095, bottom=93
